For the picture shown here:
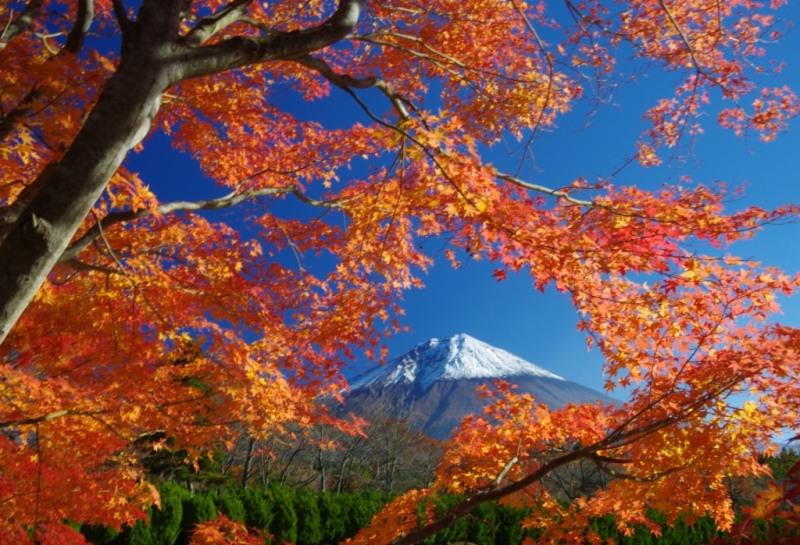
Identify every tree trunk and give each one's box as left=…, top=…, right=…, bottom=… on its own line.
left=0, top=39, right=170, bottom=344
left=241, top=436, right=257, bottom=489
left=0, top=0, right=364, bottom=345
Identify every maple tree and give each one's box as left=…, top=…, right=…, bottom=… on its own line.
left=1, top=0, right=800, bottom=543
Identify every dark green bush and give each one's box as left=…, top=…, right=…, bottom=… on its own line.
left=466, top=502, right=497, bottom=545
left=339, top=492, right=381, bottom=538
left=177, top=493, right=217, bottom=545
left=80, top=523, right=119, bottom=544
left=74, top=482, right=748, bottom=545
left=127, top=520, right=153, bottom=545
left=317, top=492, right=346, bottom=543
left=293, top=488, right=323, bottom=545
left=268, top=485, right=298, bottom=544
left=150, top=483, right=188, bottom=545
left=240, top=488, right=273, bottom=531
left=214, top=490, right=247, bottom=524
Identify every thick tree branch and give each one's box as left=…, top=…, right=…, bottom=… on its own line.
left=134, top=0, right=185, bottom=43
left=175, top=0, right=366, bottom=81
left=0, top=0, right=368, bottom=345
left=0, top=0, right=45, bottom=48
left=110, top=0, right=130, bottom=32
left=64, top=0, right=95, bottom=54
left=0, top=2, right=179, bottom=345
left=183, top=0, right=254, bottom=47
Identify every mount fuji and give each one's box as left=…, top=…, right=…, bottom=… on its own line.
left=342, top=333, right=616, bottom=439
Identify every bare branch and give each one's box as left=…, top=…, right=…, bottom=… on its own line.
left=57, top=184, right=349, bottom=263
left=508, top=0, right=556, bottom=174
left=64, top=258, right=119, bottom=275
left=353, top=33, right=540, bottom=87
left=183, top=0, right=254, bottom=47
left=91, top=210, right=174, bottom=327
left=494, top=171, right=596, bottom=207
left=592, top=452, right=686, bottom=483
left=355, top=32, right=470, bottom=70
left=294, top=54, right=411, bottom=120
left=490, top=455, right=519, bottom=488
left=657, top=0, right=701, bottom=72
left=58, top=186, right=289, bottom=263
left=288, top=187, right=351, bottom=209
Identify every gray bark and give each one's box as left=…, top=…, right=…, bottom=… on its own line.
left=64, top=0, right=95, bottom=54
left=0, top=0, right=46, bottom=48
left=0, top=0, right=366, bottom=345
left=0, top=0, right=180, bottom=344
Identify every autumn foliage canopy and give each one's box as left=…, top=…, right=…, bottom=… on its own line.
left=2, top=0, right=800, bottom=543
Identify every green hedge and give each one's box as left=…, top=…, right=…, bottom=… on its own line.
left=84, top=485, right=389, bottom=545
left=268, top=484, right=298, bottom=544
left=239, top=488, right=273, bottom=532
left=80, top=484, right=762, bottom=545
left=176, top=492, right=216, bottom=545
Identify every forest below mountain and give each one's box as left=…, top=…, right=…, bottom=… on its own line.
left=78, top=418, right=800, bottom=545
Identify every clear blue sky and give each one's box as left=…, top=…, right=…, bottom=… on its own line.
left=130, top=7, right=800, bottom=395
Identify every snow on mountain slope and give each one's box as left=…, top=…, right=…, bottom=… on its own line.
left=349, top=333, right=564, bottom=393
left=343, top=333, right=615, bottom=439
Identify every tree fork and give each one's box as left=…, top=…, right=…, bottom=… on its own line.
left=0, top=37, right=171, bottom=345
left=0, top=0, right=367, bottom=345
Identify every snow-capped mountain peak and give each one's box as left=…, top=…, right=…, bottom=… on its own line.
left=350, top=333, right=563, bottom=392
left=343, top=334, right=615, bottom=439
